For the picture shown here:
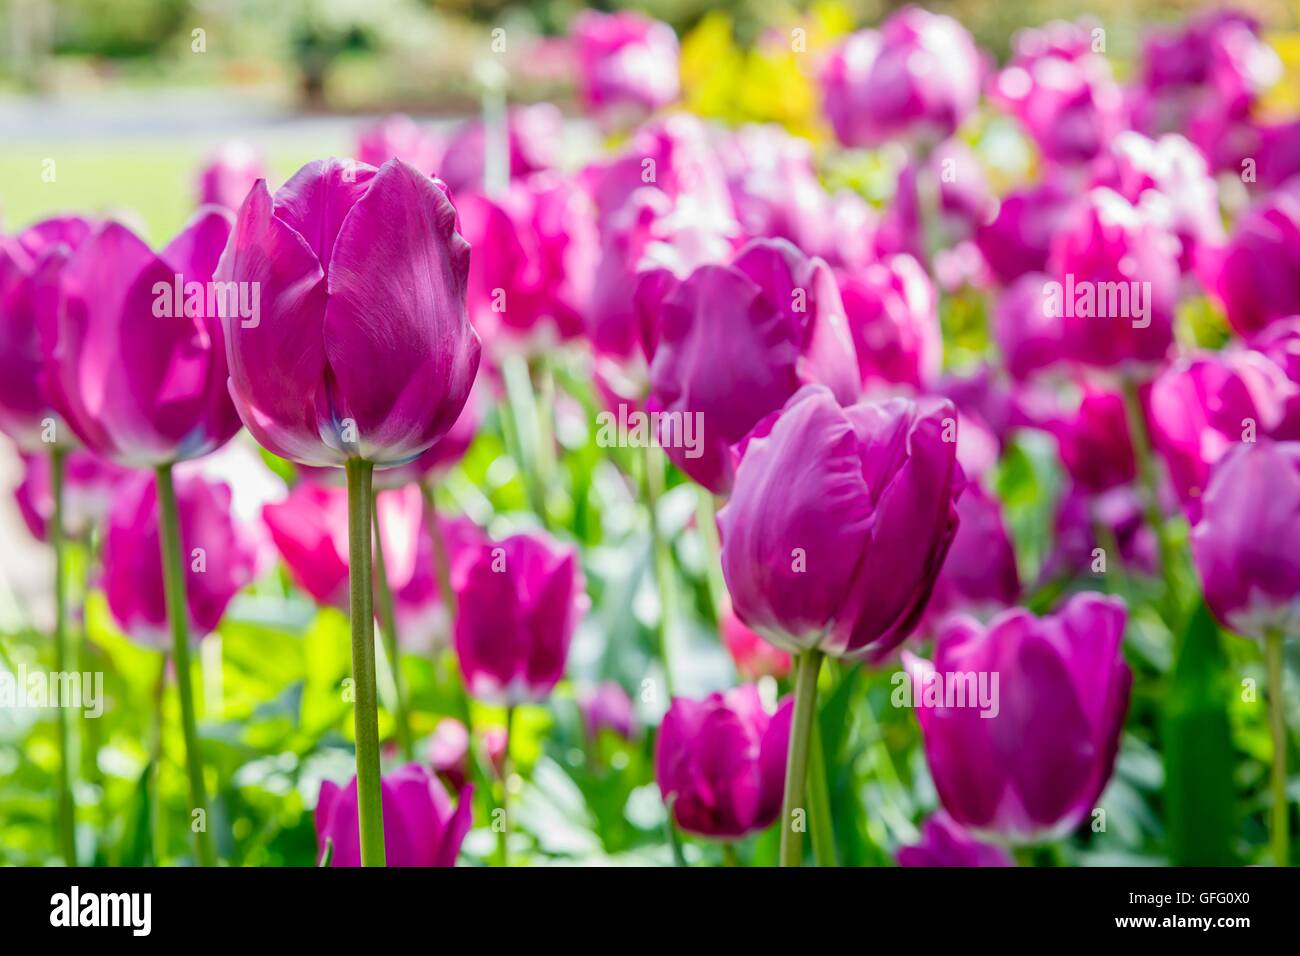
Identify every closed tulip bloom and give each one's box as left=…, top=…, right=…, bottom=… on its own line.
left=316, top=763, right=472, bottom=867
left=1205, top=179, right=1300, bottom=337
left=14, top=448, right=130, bottom=542
left=975, top=180, right=1074, bottom=286
left=197, top=141, right=265, bottom=211
left=1149, top=350, right=1292, bottom=520
left=719, top=386, right=962, bottom=661
left=1255, top=120, right=1300, bottom=190
left=0, top=216, right=93, bottom=450
left=577, top=681, right=636, bottom=741
left=354, top=114, right=442, bottom=174
left=102, top=471, right=259, bottom=645
left=219, top=158, right=480, bottom=468
left=1049, top=388, right=1136, bottom=494
left=721, top=598, right=792, bottom=681
left=838, top=253, right=941, bottom=392
left=655, top=686, right=792, bottom=839
left=1191, top=440, right=1300, bottom=639
left=44, top=210, right=241, bottom=466
left=1250, top=318, right=1300, bottom=439
left=993, top=272, right=1067, bottom=380
left=1048, top=188, right=1181, bottom=369
left=645, top=238, right=859, bottom=494
left=821, top=8, right=982, bottom=148
left=874, top=142, right=993, bottom=262
left=925, top=481, right=1020, bottom=625
left=896, top=811, right=1014, bottom=867
left=572, top=10, right=679, bottom=121
left=454, top=532, right=586, bottom=705
left=910, top=594, right=1132, bottom=843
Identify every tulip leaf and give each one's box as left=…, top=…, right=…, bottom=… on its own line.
left=1162, top=600, right=1240, bottom=865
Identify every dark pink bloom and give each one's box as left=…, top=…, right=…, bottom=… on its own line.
left=577, top=681, right=636, bottom=741
left=1203, top=179, right=1300, bottom=337
left=910, top=594, right=1131, bottom=843
left=720, top=598, right=792, bottom=681
left=897, top=811, right=1014, bottom=867
left=1049, top=388, right=1136, bottom=494
left=875, top=141, right=993, bottom=263
left=820, top=8, right=982, bottom=148
left=13, top=448, right=130, bottom=542
left=975, top=180, right=1074, bottom=286
left=437, top=104, right=562, bottom=195
left=43, top=211, right=241, bottom=466
left=1255, top=120, right=1300, bottom=190
left=719, top=386, right=962, bottom=661
left=316, top=763, right=472, bottom=867
left=572, top=10, right=679, bottom=121
left=993, top=272, right=1067, bottom=380
left=1250, top=318, right=1300, bottom=439
left=1041, top=484, right=1158, bottom=583
left=453, top=531, right=586, bottom=705
left=924, top=481, right=1020, bottom=625
left=644, top=238, right=859, bottom=494
left=355, top=114, right=442, bottom=173
left=196, top=142, right=265, bottom=211
left=428, top=718, right=470, bottom=793
left=102, top=471, right=259, bottom=645
left=220, top=159, right=480, bottom=467
left=655, top=686, right=792, bottom=839
left=838, top=253, right=940, bottom=392
left=1191, top=440, right=1300, bottom=640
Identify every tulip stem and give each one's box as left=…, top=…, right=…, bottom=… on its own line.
left=50, top=448, right=77, bottom=866
left=807, top=712, right=838, bottom=867
left=721, top=843, right=739, bottom=867
left=420, top=483, right=458, bottom=619
left=1267, top=629, right=1289, bottom=866
left=642, top=445, right=676, bottom=700
left=694, top=487, right=725, bottom=625
left=345, top=458, right=386, bottom=867
left=154, top=462, right=217, bottom=867
left=371, top=495, right=413, bottom=761
left=1120, top=380, right=1181, bottom=624
left=780, top=649, right=823, bottom=866
left=501, top=352, right=548, bottom=522
left=497, top=704, right=515, bottom=867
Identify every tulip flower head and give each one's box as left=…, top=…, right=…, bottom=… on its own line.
left=572, top=10, right=680, bottom=123
left=897, top=811, right=1014, bottom=867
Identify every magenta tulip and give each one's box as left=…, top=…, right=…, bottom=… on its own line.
left=897, top=811, right=1014, bottom=867
left=453, top=531, right=586, bottom=705
left=655, top=686, right=792, bottom=839
left=909, top=593, right=1132, bottom=843
left=721, top=598, right=792, bottom=681
left=1204, top=179, right=1300, bottom=337
left=1251, top=318, right=1300, bottom=439
left=1041, top=485, right=1158, bottom=583
left=1191, top=440, right=1300, bottom=639
left=355, top=114, right=442, bottom=174
left=993, top=272, right=1067, bottom=380
left=437, top=104, right=561, bottom=196
left=577, top=681, right=636, bottom=741
left=838, top=253, right=941, bottom=393
left=820, top=8, right=981, bottom=148
left=874, top=141, right=993, bottom=263
left=428, top=718, right=471, bottom=793
left=101, top=471, right=259, bottom=645
left=1049, top=388, right=1136, bottom=495
left=975, top=180, right=1074, bottom=286
left=719, top=385, right=962, bottom=661
left=13, top=448, right=130, bottom=542
left=644, top=238, right=859, bottom=494
left=572, top=10, right=679, bottom=121
left=43, top=210, right=241, bottom=466
left=924, top=481, right=1020, bottom=626
left=197, top=142, right=265, bottom=211
left=219, top=159, right=479, bottom=467
left=316, top=764, right=472, bottom=867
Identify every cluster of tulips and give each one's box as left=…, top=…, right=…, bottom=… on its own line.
left=2, top=5, right=1299, bottom=867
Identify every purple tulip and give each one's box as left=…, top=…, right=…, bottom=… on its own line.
left=975, top=180, right=1074, bottom=286
left=219, top=158, right=480, bottom=468
left=1048, top=187, right=1181, bottom=369
left=572, top=10, right=679, bottom=121
left=355, top=114, right=442, bottom=174
left=577, top=681, right=635, bottom=741
left=644, top=238, right=859, bottom=493
left=316, top=763, right=472, bottom=867
left=428, top=718, right=470, bottom=793
left=1204, top=179, right=1300, bottom=337
left=453, top=531, right=586, bottom=705
left=0, top=216, right=93, bottom=451
left=989, top=20, right=1124, bottom=166
left=1041, top=484, right=1158, bottom=583
left=897, top=811, right=1014, bottom=867
left=13, top=448, right=130, bottom=542
left=909, top=594, right=1132, bottom=843
left=838, top=253, right=940, bottom=393
left=655, top=686, right=792, bottom=839
left=924, top=481, right=1020, bottom=626
left=368, top=375, right=484, bottom=489
left=1191, top=440, right=1300, bottom=639
left=1255, top=120, right=1300, bottom=190
left=719, top=385, right=962, bottom=661
left=43, top=210, right=241, bottom=466
left=197, top=141, right=265, bottom=211
left=993, top=272, right=1067, bottom=380
left=101, top=471, right=259, bottom=645
left=1149, top=350, right=1293, bottom=521
left=1250, top=317, right=1300, bottom=439
left=437, top=104, right=561, bottom=196
left=820, top=7, right=982, bottom=148
left=874, top=141, right=993, bottom=263
left=1048, top=388, right=1136, bottom=495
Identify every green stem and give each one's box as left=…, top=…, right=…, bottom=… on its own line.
left=642, top=444, right=676, bottom=700
left=419, top=482, right=472, bottom=725
left=807, top=712, right=838, bottom=867
left=780, top=649, right=823, bottom=867
left=501, top=352, right=547, bottom=522
left=345, top=458, right=385, bottom=867
left=150, top=653, right=168, bottom=863
left=371, top=495, right=412, bottom=760
left=497, top=705, right=514, bottom=867
left=154, top=463, right=216, bottom=867
left=695, top=486, right=725, bottom=625
left=1267, top=630, right=1289, bottom=867
left=721, top=843, right=739, bottom=867
left=1121, top=381, right=1181, bottom=623
left=50, top=448, right=76, bottom=866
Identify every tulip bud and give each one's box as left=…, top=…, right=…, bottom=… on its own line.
left=453, top=532, right=586, bottom=705
left=719, top=385, right=962, bottom=661
left=909, top=594, right=1132, bottom=843
left=315, top=764, right=472, bottom=867
left=837, top=253, right=941, bottom=393
left=220, top=158, right=480, bottom=468
left=1048, top=388, right=1137, bottom=495
left=896, top=811, right=1014, bottom=867
left=428, top=718, right=470, bottom=793
left=1191, top=440, right=1300, bottom=640
left=655, top=686, right=792, bottom=839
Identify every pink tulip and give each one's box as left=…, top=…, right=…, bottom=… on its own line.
left=572, top=10, right=679, bottom=121
left=13, top=448, right=130, bottom=542
left=993, top=272, right=1067, bottom=380
left=1203, top=179, right=1300, bottom=337
left=1048, top=388, right=1137, bottom=495
left=924, top=481, right=1020, bottom=626
left=577, top=681, right=636, bottom=741
left=197, top=141, right=265, bottom=211
left=897, top=811, right=1014, bottom=867
left=355, top=114, right=442, bottom=174
left=437, top=104, right=561, bottom=196
left=721, top=598, right=792, bottom=681
left=975, top=180, right=1074, bottom=286
left=838, top=253, right=941, bottom=393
